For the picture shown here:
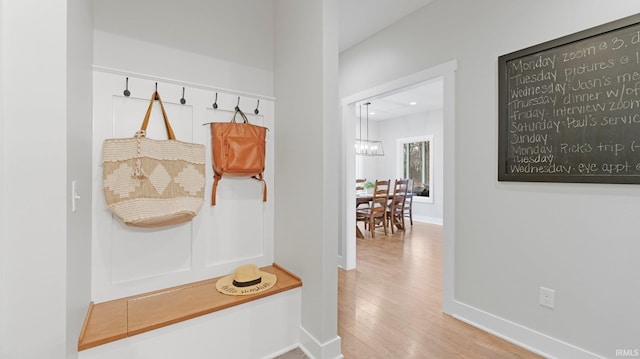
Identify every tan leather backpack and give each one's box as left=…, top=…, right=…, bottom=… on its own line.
left=210, top=108, right=267, bottom=205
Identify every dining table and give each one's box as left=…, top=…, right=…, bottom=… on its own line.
left=356, top=192, right=373, bottom=207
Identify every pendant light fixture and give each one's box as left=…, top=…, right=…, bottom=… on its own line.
left=355, top=102, right=384, bottom=156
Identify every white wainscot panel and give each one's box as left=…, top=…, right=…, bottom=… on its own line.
left=200, top=109, right=267, bottom=266
left=109, top=98, right=196, bottom=283
left=111, top=222, right=193, bottom=283
left=92, top=71, right=275, bottom=301
left=202, top=179, right=265, bottom=266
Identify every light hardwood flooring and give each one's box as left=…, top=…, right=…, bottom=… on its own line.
left=338, top=221, right=543, bottom=359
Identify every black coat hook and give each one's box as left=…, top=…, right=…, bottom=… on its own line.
left=123, top=77, right=131, bottom=97
left=180, top=87, right=186, bottom=104
left=212, top=93, right=218, bottom=109
left=235, top=96, right=241, bottom=111
left=154, top=83, right=159, bottom=100
left=254, top=99, right=260, bottom=115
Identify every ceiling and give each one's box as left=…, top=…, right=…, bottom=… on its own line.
left=340, top=0, right=438, bottom=121
left=356, top=77, right=444, bottom=121
left=338, top=0, right=434, bottom=52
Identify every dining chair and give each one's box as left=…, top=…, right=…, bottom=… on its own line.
left=404, top=178, right=414, bottom=226
left=356, top=179, right=390, bottom=237
left=387, top=179, right=408, bottom=233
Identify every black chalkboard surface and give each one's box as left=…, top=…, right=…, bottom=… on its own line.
left=498, top=13, right=640, bottom=183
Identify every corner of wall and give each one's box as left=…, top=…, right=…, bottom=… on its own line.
left=66, top=0, right=94, bottom=356
left=299, top=326, right=343, bottom=359
left=0, top=0, right=5, bottom=356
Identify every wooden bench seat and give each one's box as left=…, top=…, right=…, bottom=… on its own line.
left=78, top=263, right=302, bottom=351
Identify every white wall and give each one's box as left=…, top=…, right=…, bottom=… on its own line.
left=274, top=0, right=342, bottom=358
left=93, top=0, right=274, bottom=97
left=66, top=0, right=94, bottom=357
left=87, top=2, right=314, bottom=358
left=93, top=1, right=342, bottom=358
left=0, top=0, right=5, bottom=355
left=340, top=1, right=640, bottom=358
left=1, top=1, right=92, bottom=358
left=91, top=1, right=276, bottom=291
left=355, top=110, right=445, bottom=224
left=352, top=104, right=382, bottom=182
left=2, top=1, right=340, bottom=357
left=90, top=72, right=275, bottom=302
left=354, top=112, right=381, bottom=181
left=376, top=110, right=444, bottom=224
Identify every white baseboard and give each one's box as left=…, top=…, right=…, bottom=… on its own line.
left=451, top=300, right=606, bottom=359
left=298, top=326, right=343, bottom=359
left=413, top=215, right=443, bottom=225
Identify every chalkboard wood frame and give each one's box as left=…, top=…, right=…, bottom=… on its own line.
left=499, top=13, right=640, bottom=184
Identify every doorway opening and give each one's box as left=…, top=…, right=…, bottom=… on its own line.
left=339, top=60, right=456, bottom=314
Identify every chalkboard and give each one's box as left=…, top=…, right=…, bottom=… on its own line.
left=498, top=13, right=640, bottom=183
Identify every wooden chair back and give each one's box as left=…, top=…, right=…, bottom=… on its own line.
left=356, top=179, right=389, bottom=237
left=404, top=178, right=414, bottom=225
left=370, top=179, right=390, bottom=213
left=388, top=179, right=408, bottom=233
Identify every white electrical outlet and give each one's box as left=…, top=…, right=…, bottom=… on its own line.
left=539, top=287, right=555, bottom=309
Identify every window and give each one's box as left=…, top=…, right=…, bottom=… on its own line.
left=397, top=135, right=433, bottom=203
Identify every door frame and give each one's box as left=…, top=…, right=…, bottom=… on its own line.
left=339, top=60, right=457, bottom=314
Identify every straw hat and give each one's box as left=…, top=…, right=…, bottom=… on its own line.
left=215, top=264, right=277, bottom=296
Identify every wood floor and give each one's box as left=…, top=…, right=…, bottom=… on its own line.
left=338, top=222, right=543, bottom=359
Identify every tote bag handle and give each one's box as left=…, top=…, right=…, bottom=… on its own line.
left=139, top=91, right=176, bottom=140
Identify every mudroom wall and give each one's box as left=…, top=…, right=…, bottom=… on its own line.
left=93, top=0, right=274, bottom=97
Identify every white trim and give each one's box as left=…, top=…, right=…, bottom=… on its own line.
left=0, top=0, right=5, bottom=353
left=397, top=135, right=434, bottom=204
left=412, top=195, right=432, bottom=204
left=340, top=102, right=357, bottom=270
left=92, top=65, right=276, bottom=102
left=341, top=62, right=456, bottom=106
left=340, top=60, right=457, bottom=315
left=298, top=326, right=344, bottom=359
left=441, top=60, right=457, bottom=315
left=451, top=300, right=606, bottom=359
left=336, top=254, right=346, bottom=270
left=412, top=215, right=443, bottom=226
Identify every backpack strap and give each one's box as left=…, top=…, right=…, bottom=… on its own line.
left=211, top=174, right=221, bottom=206
left=252, top=173, right=267, bottom=202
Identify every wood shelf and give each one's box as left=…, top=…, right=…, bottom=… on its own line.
left=78, top=263, right=302, bottom=351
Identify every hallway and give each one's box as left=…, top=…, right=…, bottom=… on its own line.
left=338, top=222, right=542, bottom=358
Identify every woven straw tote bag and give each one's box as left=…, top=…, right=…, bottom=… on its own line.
left=102, top=91, right=206, bottom=227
